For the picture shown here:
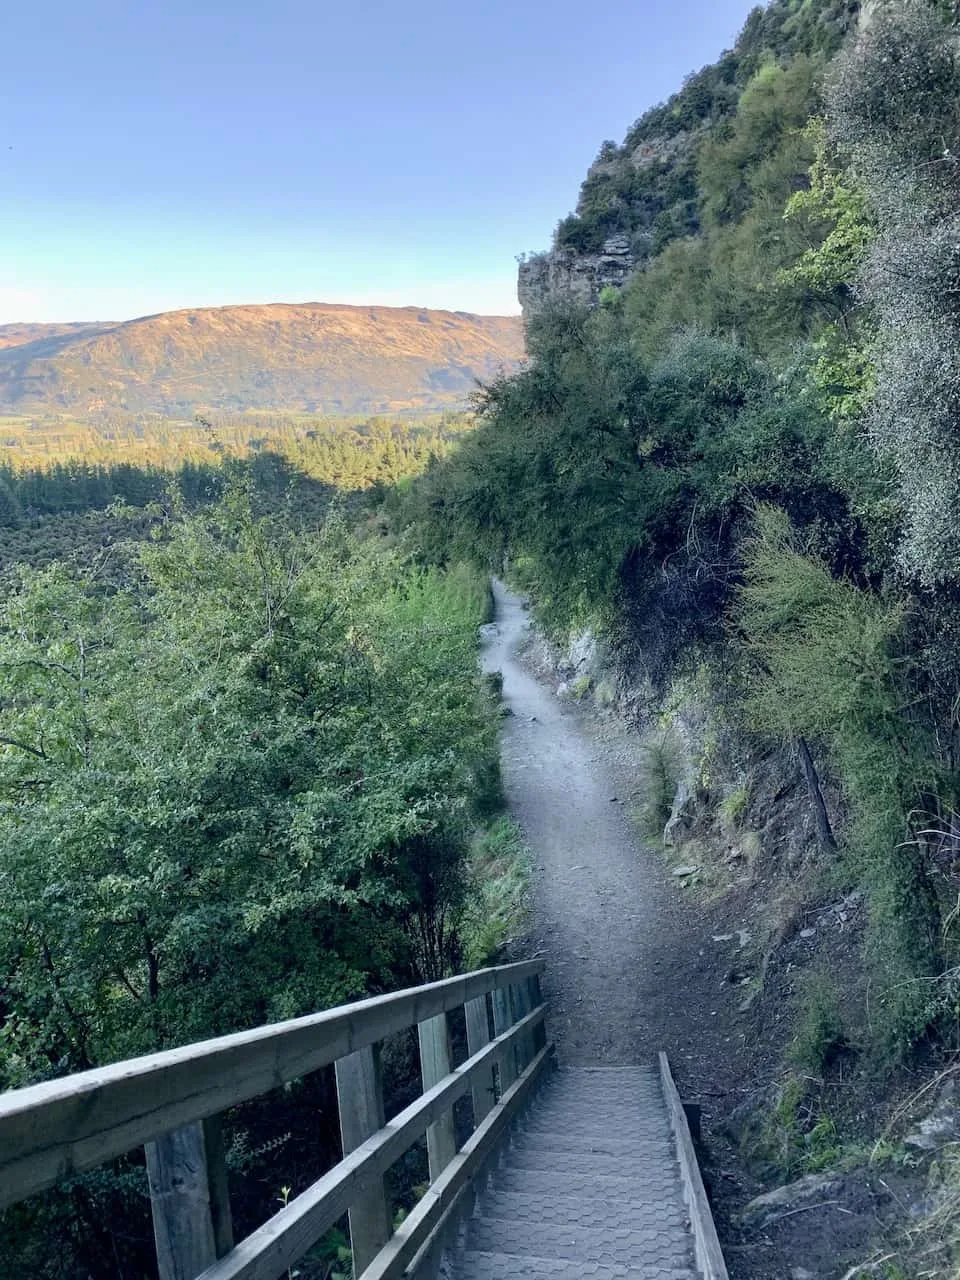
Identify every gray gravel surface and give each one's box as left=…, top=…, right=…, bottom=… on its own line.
left=481, top=580, right=695, bottom=1068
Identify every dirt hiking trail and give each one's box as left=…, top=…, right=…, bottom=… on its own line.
left=479, top=582, right=917, bottom=1280
left=481, top=578, right=700, bottom=1067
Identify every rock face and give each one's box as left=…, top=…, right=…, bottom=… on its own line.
left=517, top=234, right=634, bottom=316
left=905, top=1077, right=960, bottom=1152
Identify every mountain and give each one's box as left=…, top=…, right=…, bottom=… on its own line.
left=0, top=303, right=525, bottom=417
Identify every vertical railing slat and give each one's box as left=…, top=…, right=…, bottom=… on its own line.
left=491, top=986, right=516, bottom=1090
left=510, top=980, right=533, bottom=1074
left=418, top=1012, right=458, bottom=1179
left=335, top=1045, right=392, bottom=1279
left=464, top=993, right=495, bottom=1125
left=527, top=973, right=547, bottom=1053
left=145, top=1115, right=233, bottom=1280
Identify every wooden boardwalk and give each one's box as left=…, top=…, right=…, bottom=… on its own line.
left=446, top=1066, right=698, bottom=1280
left=0, top=962, right=727, bottom=1280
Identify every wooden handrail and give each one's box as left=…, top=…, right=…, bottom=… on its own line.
left=0, top=961, right=550, bottom=1280
left=0, top=958, right=543, bottom=1208
left=195, top=1007, right=546, bottom=1280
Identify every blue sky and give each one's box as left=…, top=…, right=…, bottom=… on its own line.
left=3, top=0, right=758, bottom=323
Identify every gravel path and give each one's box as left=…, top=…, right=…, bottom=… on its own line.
left=481, top=579, right=692, bottom=1067
left=480, top=581, right=898, bottom=1280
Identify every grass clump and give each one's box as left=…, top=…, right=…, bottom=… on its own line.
left=463, top=818, right=532, bottom=967
left=571, top=674, right=592, bottom=700
left=718, top=783, right=749, bottom=832
left=638, top=732, right=682, bottom=842
left=789, top=970, right=849, bottom=1076
left=752, top=1075, right=844, bottom=1178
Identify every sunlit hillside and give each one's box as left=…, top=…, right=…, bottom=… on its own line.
left=0, top=302, right=525, bottom=417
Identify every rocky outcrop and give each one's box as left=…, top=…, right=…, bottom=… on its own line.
left=516, top=125, right=700, bottom=320
left=517, top=234, right=634, bottom=317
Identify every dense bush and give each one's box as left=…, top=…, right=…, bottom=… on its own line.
left=0, top=489, right=508, bottom=1274
left=829, top=0, right=960, bottom=582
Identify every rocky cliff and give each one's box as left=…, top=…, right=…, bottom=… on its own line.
left=517, top=233, right=635, bottom=314
left=517, top=0, right=858, bottom=319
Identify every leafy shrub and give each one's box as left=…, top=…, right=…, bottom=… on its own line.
left=828, top=1, right=960, bottom=583
left=736, top=507, right=944, bottom=1053
left=789, top=971, right=849, bottom=1074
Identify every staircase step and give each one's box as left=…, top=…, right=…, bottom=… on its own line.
left=525, top=1095, right=670, bottom=1124
left=530, top=1088, right=666, bottom=1115
left=503, top=1147, right=678, bottom=1179
left=465, top=1216, right=696, bottom=1267
left=509, top=1130, right=673, bottom=1158
left=453, top=1250, right=698, bottom=1280
left=512, top=1126, right=673, bottom=1151
left=550, top=1067, right=660, bottom=1082
left=492, top=1166, right=684, bottom=1199
left=475, top=1190, right=691, bottom=1233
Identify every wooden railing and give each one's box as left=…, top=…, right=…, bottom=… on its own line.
left=0, top=960, right=551, bottom=1280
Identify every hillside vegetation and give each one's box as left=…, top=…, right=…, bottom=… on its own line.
left=0, top=468, right=534, bottom=1275
left=0, top=302, right=523, bottom=417
left=408, top=1, right=960, bottom=1273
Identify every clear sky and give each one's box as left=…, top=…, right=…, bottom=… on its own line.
left=3, top=0, right=758, bottom=323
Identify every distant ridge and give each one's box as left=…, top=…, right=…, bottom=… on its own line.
left=0, top=321, right=117, bottom=352
left=0, top=302, right=525, bottom=417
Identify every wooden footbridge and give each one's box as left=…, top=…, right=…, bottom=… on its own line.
left=0, top=961, right=727, bottom=1280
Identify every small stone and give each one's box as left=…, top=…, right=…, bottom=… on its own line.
left=672, top=865, right=699, bottom=877
left=712, top=933, right=735, bottom=943
left=905, top=1081, right=960, bottom=1151
left=740, top=1172, right=842, bottom=1229
left=799, top=927, right=816, bottom=939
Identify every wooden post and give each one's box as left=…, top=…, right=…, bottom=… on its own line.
left=510, top=981, right=533, bottom=1074
left=145, top=1116, right=233, bottom=1280
left=464, top=994, right=495, bottom=1126
left=527, top=973, right=546, bottom=1052
left=491, top=987, right=516, bottom=1091
left=335, top=1046, right=392, bottom=1279
left=417, top=1012, right=457, bottom=1179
